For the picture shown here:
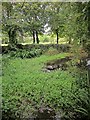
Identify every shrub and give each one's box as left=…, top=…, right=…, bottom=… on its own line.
left=45, top=47, right=59, bottom=55
left=58, top=44, right=70, bottom=52
left=9, top=49, right=42, bottom=58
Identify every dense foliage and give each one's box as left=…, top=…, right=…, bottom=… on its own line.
left=7, top=49, right=42, bottom=58
left=1, top=2, right=90, bottom=120
left=2, top=2, right=90, bottom=48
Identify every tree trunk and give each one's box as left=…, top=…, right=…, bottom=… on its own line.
left=8, top=28, right=13, bottom=44
left=68, top=37, right=72, bottom=44
left=68, top=40, right=71, bottom=44
left=12, top=29, right=17, bottom=44
left=36, top=31, right=39, bottom=44
left=56, top=29, right=59, bottom=44
left=8, top=29, right=11, bottom=42
left=8, top=27, right=17, bottom=44
left=32, top=30, right=35, bottom=44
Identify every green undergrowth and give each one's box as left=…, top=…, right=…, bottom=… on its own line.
left=7, top=48, right=42, bottom=59
left=44, top=47, right=59, bottom=55
left=2, top=53, right=90, bottom=119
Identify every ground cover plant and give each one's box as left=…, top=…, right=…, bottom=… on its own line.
left=2, top=50, right=90, bottom=120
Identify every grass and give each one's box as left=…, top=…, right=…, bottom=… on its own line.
left=2, top=52, right=88, bottom=119
left=1, top=35, right=67, bottom=45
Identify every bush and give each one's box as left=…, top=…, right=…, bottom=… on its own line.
left=58, top=44, right=70, bottom=52
left=45, top=47, right=59, bottom=55
left=9, top=49, right=42, bottom=58
left=2, top=44, right=70, bottom=54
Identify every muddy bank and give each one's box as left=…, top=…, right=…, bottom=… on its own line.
left=2, top=108, right=61, bottom=120
left=43, top=56, right=72, bottom=72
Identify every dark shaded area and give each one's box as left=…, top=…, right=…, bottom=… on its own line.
left=1, top=44, right=70, bottom=54
left=76, top=57, right=90, bottom=69
left=34, top=107, right=56, bottom=120
left=2, top=110, right=20, bottom=120
left=43, top=56, right=72, bottom=72
left=2, top=108, right=61, bottom=120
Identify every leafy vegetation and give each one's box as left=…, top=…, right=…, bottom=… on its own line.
left=1, top=2, right=90, bottom=120
left=2, top=2, right=90, bottom=48
left=45, top=47, right=59, bottom=55
left=8, top=48, right=42, bottom=58
left=2, top=51, right=90, bottom=120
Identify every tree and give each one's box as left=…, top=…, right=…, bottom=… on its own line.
left=2, top=2, right=89, bottom=46
left=21, top=2, right=47, bottom=44
left=61, top=2, right=88, bottom=46
left=2, top=2, right=23, bottom=45
left=45, top=3, right=73, bottom=44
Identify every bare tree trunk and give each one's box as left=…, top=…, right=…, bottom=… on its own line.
left=32, top=30, right=35, bottom=44
left=8, top=27, right=17, bottom=44
left=56, top=29, right=59, bottom=44
left=8, top=29, right=11, bottom=43
left=68, top=37, right=72, bottom=44
left=36, top=31, right=39, bottom=44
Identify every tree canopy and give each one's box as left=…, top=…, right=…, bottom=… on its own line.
left=2, top=2, right=90, bottom=47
